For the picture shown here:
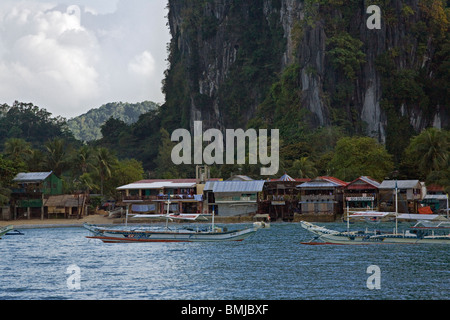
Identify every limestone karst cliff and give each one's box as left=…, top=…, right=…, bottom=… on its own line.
left=162, top=0, right=449, bottom=159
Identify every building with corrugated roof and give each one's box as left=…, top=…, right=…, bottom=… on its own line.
left=378, top=180, right=423, bottom=213
left=116, top=179, right=203, bottom=214
left=10, top=171, right=62, bottom=220
left=259, top=173, right=310, bottom=221
left=204, top=180, right=265, bottom=216
left=296, top=176, right=347, bottom=218
left=343, top=176, right=380, bottom=212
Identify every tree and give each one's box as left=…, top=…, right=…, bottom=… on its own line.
left=155, top=128, right=185, bottom=178
left=107, top=159, right=144, bottom=198
left=69, top=145, right=95, bottom=178
left=329, top=136, right=394, bottom=181
left=43, top=138, right=68, bottom=176
left=289, top=157, right=317, bottom=179
left=93, top=147, right=118, bottom=195
left=327, top=32, right=366, bottom=80
left=0, top=155, right=16, bottom=206
left=0, top=101, right=76, bottom=149
left=3, top=138, right=31, bottom=172
left=404, top=128, right=450, bottom=179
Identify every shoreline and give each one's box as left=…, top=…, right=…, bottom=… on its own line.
left=1, top=213, right=339, bottom=229
left=0, top=214, right=115, bottom=229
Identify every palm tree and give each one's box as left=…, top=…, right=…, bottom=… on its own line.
left=94, top=147, right=117, bottom=195
left=26, top=149, right=44, bottom=172
left=4, top=138, right=32, bottom=164
left=290, top=157, right=317, bottom=179
left=70, top=145, right=94, bottom=177
left=407, top=128, right=450, bottom=177
left=44, top=138, right=67, bottom=176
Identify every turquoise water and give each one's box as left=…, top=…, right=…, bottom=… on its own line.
left=0, top=222, right=448, bottom=300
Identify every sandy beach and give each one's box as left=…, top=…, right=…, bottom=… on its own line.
left=0, top=214, right=114, bottom=229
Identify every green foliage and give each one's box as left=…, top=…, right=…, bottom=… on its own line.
left=329, top=136, right=394, bottom=181
left=0, top=101, right=76, bottom=150
left=67, top=101, right=158, bottom=142
left=326, top=32, right=366, bottom=80
left=0, top=155, right=18, bottom=188
left=288, top=157, right=318, bottom=179
left=102, top=159, right=144, bottom=198
left=154, top=128, right=193, bottom=179
left=251, top=63, right=309, bottom=144
left=403, top=128, right=450, bottom=179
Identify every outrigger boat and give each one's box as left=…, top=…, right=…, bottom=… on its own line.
left=301, top=211, right=450, bottom=245
left=0, top=225, right=13, bottom=239
left=84, top=200, right=259, bottom=243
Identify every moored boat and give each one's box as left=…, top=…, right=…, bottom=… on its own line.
left=84, top=223, right=257, bottom=243
left=0, top=225, right=13, bottom=239
left=84, top=201, right=259, bottom=243
left=300, top=217, right=450, bottom=245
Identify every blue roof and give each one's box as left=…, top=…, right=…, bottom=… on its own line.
left=278, top=173, right=295, bottom=181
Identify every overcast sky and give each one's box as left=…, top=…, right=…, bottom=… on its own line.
left=0, top=0, right=170, bottom=119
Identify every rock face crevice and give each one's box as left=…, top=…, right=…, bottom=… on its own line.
left=164, top=0, right=448, bottom=141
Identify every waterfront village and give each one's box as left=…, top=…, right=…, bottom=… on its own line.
left=1, top=166, right=448, bottom=224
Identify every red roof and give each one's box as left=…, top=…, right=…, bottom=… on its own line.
left=346, top=176, right=380, bottom=190
left=320, top=176, right=347, bottom=187
left=426, top=184, right=444, bottom=192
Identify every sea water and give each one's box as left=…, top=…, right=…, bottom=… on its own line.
left=0, top=223, right=448, bottom=300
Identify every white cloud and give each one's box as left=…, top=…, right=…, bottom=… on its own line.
left=128, top=51, right=155, bottom=76
left=0, top=0, right=170, bottom=118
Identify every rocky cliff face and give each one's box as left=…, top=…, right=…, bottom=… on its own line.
left=163, top=0, right=449, bottom=146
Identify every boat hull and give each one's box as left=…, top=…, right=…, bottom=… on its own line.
left=300, top=221, right=450, bottom=245
left=0, top=225, right=13, bottom=239
left=84, top=224, right=257, bottom=243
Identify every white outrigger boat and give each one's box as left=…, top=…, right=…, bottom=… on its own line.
left=301, top=211, right=450, bottom=245
left=84, top=200, right=259, bottom=243
left=84, top=222, right=257, bottom=243
left=0, top=225, right=13, bottom=239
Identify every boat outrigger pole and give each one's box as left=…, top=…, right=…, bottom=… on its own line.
left=395, top=180, right=398, bottom=234
left=346, top=203, right=350, bottom=234
left=211, top=207, right=215, bottom=232
left=165, top=195, right=171, bottom=230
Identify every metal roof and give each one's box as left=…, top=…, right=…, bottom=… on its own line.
left=297, top=181, right=338, bottom=189
left=379, top=180, right=421, bottom=189
left=277, top=173, right=295, bottom=181
left=212, top=180, right=265, bottom=193
left=204, top=180, right=217, bottom=191
left=346, top=176, right=380, bottom=189
left=117, top=181, right=196, bottom=190
left=13, top=172, right=53, bottom=182
left=297, top=177, right=345, bottom=189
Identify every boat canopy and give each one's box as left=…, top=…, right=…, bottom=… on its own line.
left=130, top=213, right=211, bottom=221
left=349, top=211, right=392, bottom=218
left=396, top=214, right=445, bottom=221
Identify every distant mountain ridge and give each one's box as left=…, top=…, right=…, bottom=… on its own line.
left=67, top=101, right=159, bottom=141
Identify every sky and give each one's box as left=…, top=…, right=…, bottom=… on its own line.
left=0, top=0, right=171, bottom=119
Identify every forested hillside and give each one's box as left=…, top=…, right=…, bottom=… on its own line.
left=67, top=101, right=159, bottom=141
